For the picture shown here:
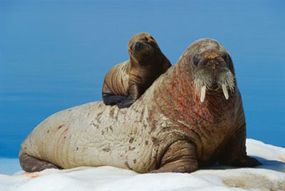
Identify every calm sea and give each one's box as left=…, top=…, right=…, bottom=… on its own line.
left=0, top=0, right=284, bottom=157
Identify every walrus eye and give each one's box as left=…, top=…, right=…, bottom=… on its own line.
left=146, top=36, right=155, bottom=43
left=192, top=55, right=200, bottom=66
left=222, top=53, right=231, bottom=65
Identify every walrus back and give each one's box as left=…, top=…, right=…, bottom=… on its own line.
left=19, top=101, right=163, bottom=172
left=102, top=61, right=130, bottom=96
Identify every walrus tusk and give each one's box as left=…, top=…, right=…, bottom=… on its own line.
left=200, top=86, right=206, bottom=102
left=222, top=84, right=229, bottom=100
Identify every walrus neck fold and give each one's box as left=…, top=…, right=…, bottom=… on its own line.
left=129, top=55, right=139, bottom=68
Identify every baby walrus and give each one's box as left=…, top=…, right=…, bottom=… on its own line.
left=102, top=32, right=171, bottom=108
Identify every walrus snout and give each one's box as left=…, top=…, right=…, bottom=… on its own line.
left=134, top=41, right=144, bottom=51
left=128, top=32, right=160, bottom=63
left=191, top=48, right=236, bottom=103
left=193, top=56, right=235, bottom=103
left=131, top=41, right=156, bottom=63
left=194, top=69, right=235, bottom=102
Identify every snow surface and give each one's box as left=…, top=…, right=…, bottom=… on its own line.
left=0, top=139, right=285, bottom=191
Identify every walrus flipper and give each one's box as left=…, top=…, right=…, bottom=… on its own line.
left=152, top=140, right=198, bottom=173
left=117, top=96, right=135, bottom=108
left=102, top=93, right=127, bottom=106
left=19, top=152, right=60, bottom=172
left=103, top=93, right=134, bottom=108
left=117, top=84, right=139, bottom=108
left=219, top=126, right=261, bottom=167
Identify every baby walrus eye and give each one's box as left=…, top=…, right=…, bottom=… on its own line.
left=221, top=53, right=231, bottom=65
left=192, top=55, right=200, bottom=66
left=134, top=41, right=144, bottom=51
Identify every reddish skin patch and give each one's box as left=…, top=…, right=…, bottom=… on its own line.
left=24, top=172, right=40, bottom=178
left=152, top=51, right=242, bottom=166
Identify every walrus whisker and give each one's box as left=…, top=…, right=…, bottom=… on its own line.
left=219, top=71, right=235, bottom=92
left=194, top=69, right=236, bottom=102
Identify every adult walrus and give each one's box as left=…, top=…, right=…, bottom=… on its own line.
left=19, top=38, right=261, bottom=173
left=102, top=32, right=171, bottom=108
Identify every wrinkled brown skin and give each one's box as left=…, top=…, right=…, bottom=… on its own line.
left=102, top=32, right=171, bottom=108
left=19, top=38, right=260, bottom=173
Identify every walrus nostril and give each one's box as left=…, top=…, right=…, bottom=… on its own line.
left=212, top=82, right=219, bottom=90
left=134, top=41, right=144, bottom=50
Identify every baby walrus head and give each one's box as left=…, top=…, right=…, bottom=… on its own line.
left=128, top=32, right=163, bottom=64
left=189, top=39, right=235, bottom=102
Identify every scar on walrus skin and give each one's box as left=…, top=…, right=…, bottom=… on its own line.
left=102, top=32, right=171, bottom=108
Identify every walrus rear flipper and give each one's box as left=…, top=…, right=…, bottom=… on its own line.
left=19, top=152, right=61, bottom=172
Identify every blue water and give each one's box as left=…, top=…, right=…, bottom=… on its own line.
left=0, top=0, right=284, bottom=158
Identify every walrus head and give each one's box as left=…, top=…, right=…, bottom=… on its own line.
left=128, top=32, right=162, bottom=64
left=189, top=39, right=236, bottom=103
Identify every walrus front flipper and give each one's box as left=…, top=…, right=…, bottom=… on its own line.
left=117, top=84, right=139, bottom=108
left=102, top=93, right=134, bottom=108
left=117, top=96, right=135, bottom=108
left=19, top=152, right=60, bottom=172
left=219, top=126, right=262, bottom=167
left=152, top=141, right=198, bottom=173
left=102, top=93, right=127, bottom=106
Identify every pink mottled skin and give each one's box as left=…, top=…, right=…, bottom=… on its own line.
left=148, top=38, right=261, bottom=171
